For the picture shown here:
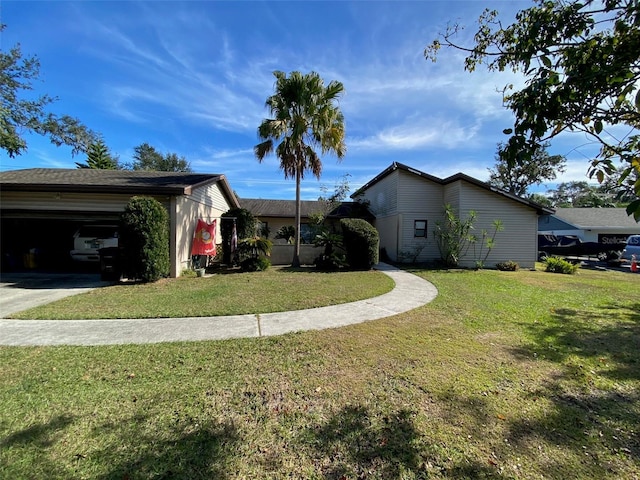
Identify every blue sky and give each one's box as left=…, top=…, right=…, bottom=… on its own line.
left=2, top=0, right=603, bottom=200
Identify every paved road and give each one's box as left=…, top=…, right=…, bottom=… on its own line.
left=0, top=264, right=438, bottom=346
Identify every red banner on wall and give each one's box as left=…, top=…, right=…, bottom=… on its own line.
left=191, top=219, right=217, bottom=256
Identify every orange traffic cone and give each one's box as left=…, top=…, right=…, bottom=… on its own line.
left=632, top=255, right=638, bottom=273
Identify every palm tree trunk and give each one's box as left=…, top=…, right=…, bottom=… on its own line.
left=292, top=167, right=302, bottom=267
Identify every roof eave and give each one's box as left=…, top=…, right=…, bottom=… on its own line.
left=0, top=183, right=188, bottom=196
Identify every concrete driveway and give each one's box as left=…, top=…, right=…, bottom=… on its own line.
left=0, top=272, right=112, bottom=317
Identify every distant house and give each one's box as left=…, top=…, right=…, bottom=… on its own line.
left=0, top=168, right=239, bottom=277
left=351, top=162, right=553, bottom=268
left=240, top=199, right=327, bottom=244
left=240, top=198, right=373, bottom=265
left=538, top=208, right=640, bottom=245
left=240, top=198, right=374, bottom=244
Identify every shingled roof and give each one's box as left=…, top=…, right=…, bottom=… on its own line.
left=240, top=198, right=374, bottom=220
left=553, top=207, right=639, bottom=229
left=352, top=162, right=554, bottom=215
left=0, top=168, right=238, bottom=204
left=240, top=198, right=324, bottom=217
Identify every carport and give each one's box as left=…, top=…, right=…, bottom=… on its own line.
left=1, top=212, right=120, bottom=273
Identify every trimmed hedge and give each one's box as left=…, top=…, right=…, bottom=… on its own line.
left=340, top=218, right=379, bottom=270
left=120, top=196, right=170, bottom=282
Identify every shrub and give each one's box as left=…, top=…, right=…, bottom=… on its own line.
left=340, top=218, right=379, bottom=270
left=181, top=268, right=197, bottom=278
left=240, top=257, right=271, bottom=272
left=496, top=260, right=520, bottom=271
left=314, top=252, right=347, bottom=271
left=544, top=256, right=579, bottom=274
left=120, top=196, right=170, bottom=282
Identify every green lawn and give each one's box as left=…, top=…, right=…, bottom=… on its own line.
left=9, top=267, right=394, bottom=319
left=1, top=266, right=639, bottom=479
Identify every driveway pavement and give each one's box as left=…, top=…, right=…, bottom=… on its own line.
left=0, top=272, right=113, bottom=318
left=0, top=263, right=438, bottom=346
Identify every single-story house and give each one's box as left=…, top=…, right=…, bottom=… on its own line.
left=240, top=198, right=373, bottom=242
left=240, top=198, right=373, bottom=265
left=0, top=168, right=239, bottom=277
left=351, top=162, right=554, bottom=269
left=538, top=207, right=639, bottom=245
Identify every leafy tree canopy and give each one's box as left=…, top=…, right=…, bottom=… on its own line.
left=426, top=0, right=640, bottom=219
left=131, top=143, right=192, bottom=172
left=1, top=24, right=98, bottom=158
left=75, top=140, right=119, bottom=169
left=547, top=180, right=619, bottom=208
left=488, top=141, right=566, bottom=197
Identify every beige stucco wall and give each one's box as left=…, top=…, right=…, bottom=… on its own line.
left=270, top=244, right=322, bottom=265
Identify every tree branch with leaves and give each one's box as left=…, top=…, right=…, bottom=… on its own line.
left=1, top=24, right=98, bottom=158
left=426, top=0, right=640, bottom=219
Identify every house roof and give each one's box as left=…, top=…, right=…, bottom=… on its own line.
left=0, top=168, right=240, bottom=207
left=240, top=198, right=374, bottom=220
left=552, top=207, right=639, bottom=229
left=351, top=161, right=555, bottom=215
left=240, top=198, right=324, bottom=218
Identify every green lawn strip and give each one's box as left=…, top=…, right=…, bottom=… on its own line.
left=9, top=268, right=394, bottom=319
left=1, top=267, right=638, bottom=478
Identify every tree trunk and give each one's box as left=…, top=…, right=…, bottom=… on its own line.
left=292, top=167, right=302, bottom=267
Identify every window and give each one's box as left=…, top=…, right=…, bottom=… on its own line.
left=414, top=220, right=427, bottom=237
left=256, top=221, right=269, bottom=238
left=300, top=224, right=315, bottom=244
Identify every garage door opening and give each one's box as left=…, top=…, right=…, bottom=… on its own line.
left=1, top=217, right=120, bottom=274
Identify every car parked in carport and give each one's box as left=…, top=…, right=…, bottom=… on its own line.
left=70, top=225, right=119, bottom=263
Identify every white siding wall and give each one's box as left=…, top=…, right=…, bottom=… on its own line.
left=374, top=215, right=400, bottom=261
left=355, top=171, right=541, bottom=268
left=443, top=182, right=461, bottom=210
left=354, top=171, right=400, bottom=261
left=395, top=170, right=444, bottom=263
left=456, top=181, right=538, bottom=268
left=189, top=182, right=231, bottom=212
left=0, top=191, right=169, bottom=214
left=174, top=183, right=232, bottom=277
left=356, top=170, right=399, bottom=216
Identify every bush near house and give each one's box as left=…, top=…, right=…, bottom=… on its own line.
left=495, top=260, right=519, bottom=271
left=120, top=196, right=170, bottom=282
left=545, top=256, right=579, bottom=274
left=340, top=218, right=379, bottom=270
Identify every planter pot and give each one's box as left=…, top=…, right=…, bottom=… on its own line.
left=196, top=268, right=206, bottom=277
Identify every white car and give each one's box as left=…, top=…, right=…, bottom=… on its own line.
left=70, top=225, right=119, bottom=262
left=620, top=235, right=640, bottom=263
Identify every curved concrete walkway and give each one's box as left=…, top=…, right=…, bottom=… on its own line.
left=0, top=263, right=437, bottom=346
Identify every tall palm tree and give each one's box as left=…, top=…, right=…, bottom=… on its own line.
left=255, top=71, right=346, bottom=267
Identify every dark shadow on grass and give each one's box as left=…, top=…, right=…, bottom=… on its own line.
left=92, top=416, right=240, bottom=480
left=303, top=405, right=422, bottom=478
left=1, top=414, right=76, bottom=478
left=507, top=383, right=640, bottom=464
left=513, top=301, right=640, bottom=381
left=501, top=300, right=640, bottom=472
left=1, top=414, right=74, bottom=447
